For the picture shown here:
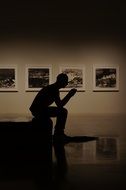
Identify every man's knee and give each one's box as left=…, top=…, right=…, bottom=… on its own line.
left=59, top=107, right=68, bottom=116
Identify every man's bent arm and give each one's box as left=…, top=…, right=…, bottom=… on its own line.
left=55, top=89, right=77, bottom=107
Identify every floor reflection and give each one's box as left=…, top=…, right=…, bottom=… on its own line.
left=96, top=137, right=119, bottom=161
left=52, top=136, right=121, bottom=190
left=53, top=142, right=68, bottom=190
left=53, top=136, right=119, bottom=166
left=52, top=136, right=98, bottom=185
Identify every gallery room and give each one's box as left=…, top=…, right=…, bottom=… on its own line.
left=0, top=1, right=126, bottom=190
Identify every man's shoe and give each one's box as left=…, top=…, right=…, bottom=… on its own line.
left=53, top=133, right=72, bottom=144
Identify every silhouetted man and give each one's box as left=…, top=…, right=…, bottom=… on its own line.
left=29, top=73, right=77, bottom=139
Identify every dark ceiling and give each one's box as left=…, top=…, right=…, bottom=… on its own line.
left=0, top=0, right=125, bottom=43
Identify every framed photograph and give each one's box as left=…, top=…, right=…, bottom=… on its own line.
left=0, top=66, right=18, bottom=91
left=59, top=66, right=85, bottom=91
left=25, top=66, right=52, bottom=91
left=93, top=66, right=119, bottom=91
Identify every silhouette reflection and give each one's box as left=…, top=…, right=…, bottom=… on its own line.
left=54, top=143, right=68, bottom=178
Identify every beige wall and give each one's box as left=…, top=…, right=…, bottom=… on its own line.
left=0, top=40, right=125, bottom=116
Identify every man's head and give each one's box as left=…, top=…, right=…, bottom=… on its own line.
left=56, top=73, right=68, bottom=88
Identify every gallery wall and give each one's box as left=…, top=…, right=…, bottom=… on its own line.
left=0, top=40, right=125, bottom=116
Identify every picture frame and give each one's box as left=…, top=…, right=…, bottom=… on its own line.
left=93, top=65, right=119, bottom=91
left=59, top=66, right=85, bottom=91
left=0, top=66, right=18, bottom=91
left=25, top=66, right=52, bottom=91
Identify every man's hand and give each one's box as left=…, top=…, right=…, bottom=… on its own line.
left=68, top=88, right=77, bottom=97
left=57, top=88, right=77, bottom=107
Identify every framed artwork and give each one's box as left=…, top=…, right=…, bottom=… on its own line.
left=59, top=66, right=85, bottom=91
left=25, top=66, right=52, bottom=91
left=0, top=66, right=18, bottom=91
left=93, top=66, right=119, bottom=91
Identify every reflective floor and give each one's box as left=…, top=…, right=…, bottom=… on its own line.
left=52, top=115, right=126, bottom=190
left=53, top=137, right=125, bottom=190
left=0, top=115, right=126, bottom=190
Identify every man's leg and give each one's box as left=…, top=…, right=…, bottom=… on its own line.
left=46, top=107, right=68, bottom=135
left=54, top=108, right=68, bottom=135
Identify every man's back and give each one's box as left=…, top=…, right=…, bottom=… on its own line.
left=29, top=84, right=59, bottom=114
